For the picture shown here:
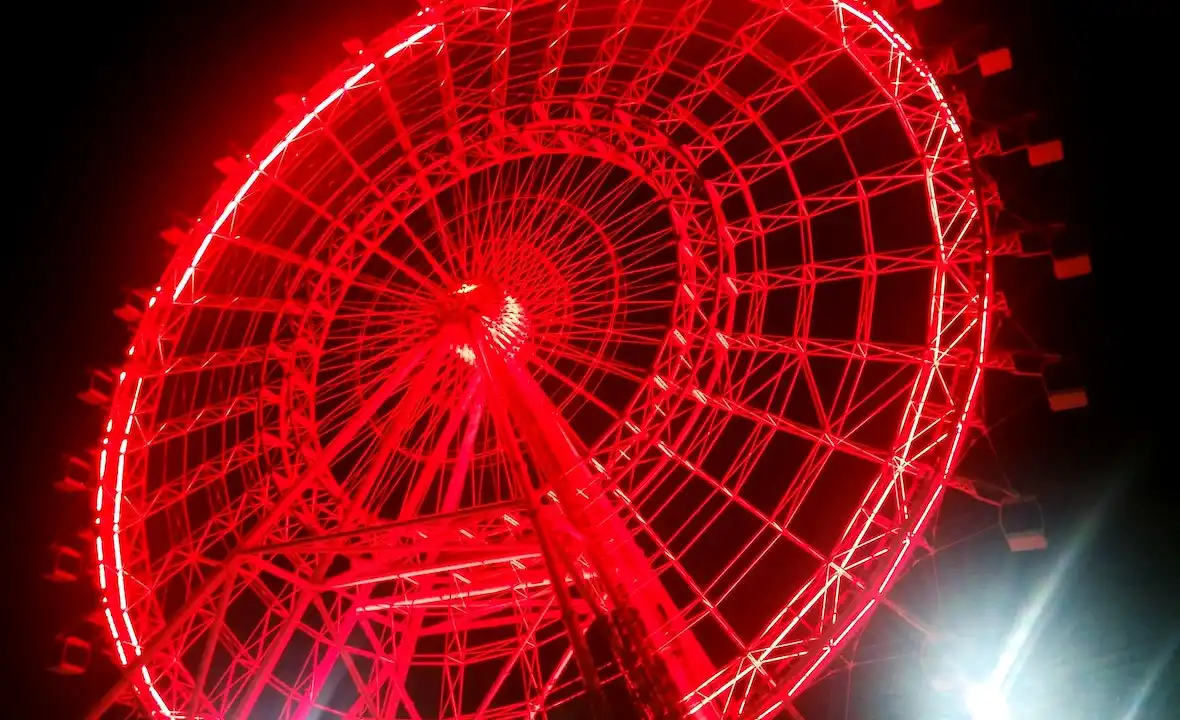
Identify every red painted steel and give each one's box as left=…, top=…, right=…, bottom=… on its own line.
left=88, top=1, right=991, bottom=717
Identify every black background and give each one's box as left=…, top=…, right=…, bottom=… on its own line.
left=5, top=1, right=1170, bottom=717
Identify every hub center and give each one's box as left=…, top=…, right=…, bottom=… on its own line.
left=438, top=281, right=530, bottom=364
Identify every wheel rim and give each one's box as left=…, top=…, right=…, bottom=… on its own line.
left=93, top=2, right=991, bottom=717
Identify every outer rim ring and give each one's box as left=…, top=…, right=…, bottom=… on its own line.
left=91, top=2, right=991, bottom=716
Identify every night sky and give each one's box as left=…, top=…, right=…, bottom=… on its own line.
left=6, top=1, right=1171, bottom=718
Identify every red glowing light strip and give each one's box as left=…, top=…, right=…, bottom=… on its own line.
left=92, top=1, right=986, bottom=714
left=685, top=2, right=985, bottom=711
left=357, top=579, right=554, bottom=611
left=94, top=21, right=437, bottom=717
left=775, top=0, right=988, bottom=701
left=773, top=0, right=988, bottom=700
left=336, top=551, right=542, bottom=586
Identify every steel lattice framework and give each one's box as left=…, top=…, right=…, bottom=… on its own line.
left=89, top=0, right=992, bottom=717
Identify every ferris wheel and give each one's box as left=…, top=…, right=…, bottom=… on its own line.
left=72, top=0, right=1034, bottom=717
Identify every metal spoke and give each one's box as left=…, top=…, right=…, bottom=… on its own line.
left=86, top=2, right=989, bottom=718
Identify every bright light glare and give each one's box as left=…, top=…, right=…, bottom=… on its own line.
left=965, top=681, right=1010, bottom=720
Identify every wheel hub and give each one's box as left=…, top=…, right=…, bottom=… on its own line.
left=438, top=280, right=530, bottom=364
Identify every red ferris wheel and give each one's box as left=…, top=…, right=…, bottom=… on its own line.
left=84, top=0, right=996, bottom=717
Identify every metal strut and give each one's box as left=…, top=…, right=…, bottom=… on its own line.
left=473, top=334, right=715, bottom=720
left=484, top=383, right=610, bottom=719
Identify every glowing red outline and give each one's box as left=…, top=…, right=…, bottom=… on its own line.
left=91, top=1, right=990, bottom=715
left=683, top=1, right=989, bottom=712
left=93, top=10, right=439, bottom=717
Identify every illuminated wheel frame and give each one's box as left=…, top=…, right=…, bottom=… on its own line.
left=91, top=1, right=991, bottom=718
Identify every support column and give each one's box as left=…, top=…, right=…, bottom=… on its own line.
left=473, top=334, right=718, bottom=719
